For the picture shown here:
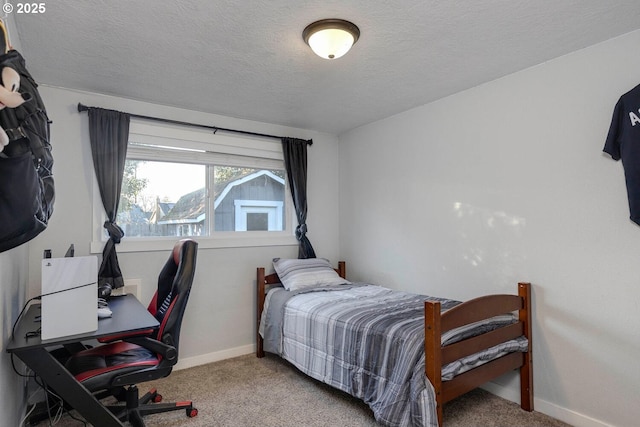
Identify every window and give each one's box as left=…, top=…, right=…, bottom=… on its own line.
left=119, top=160, right=206, bottom=237
left=92, top=120, right=296, bottom=252
left=234, top=200, right=284, bottom=231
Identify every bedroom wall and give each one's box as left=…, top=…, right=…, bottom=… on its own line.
left=0, top=245, right=29, bottom=427
left=338, top=30, right=640, bottom=427
left=26, top=86, right=341, bottom=365
left=0, top=13, right=30, bottom=427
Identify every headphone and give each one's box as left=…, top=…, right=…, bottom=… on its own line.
left=98, top=283, right=113, bottom=299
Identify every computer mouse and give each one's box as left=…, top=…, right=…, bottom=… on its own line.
left=97, top=307, right=113, bottom=319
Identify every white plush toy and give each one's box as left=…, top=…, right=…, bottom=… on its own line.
left=0, top=65, right=30, bottom=152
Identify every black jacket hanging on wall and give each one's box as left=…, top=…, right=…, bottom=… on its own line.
left=604, top=84, right=640, bottom=226
left=0, top=50, right=54, bottom=252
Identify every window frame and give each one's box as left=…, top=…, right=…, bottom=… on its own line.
left=234, top=199, right=284, bottom=231
left=90, top=120, right=297, bottom=253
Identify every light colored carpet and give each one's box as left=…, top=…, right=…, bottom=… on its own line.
left=33, top=354, right=570, bottom=426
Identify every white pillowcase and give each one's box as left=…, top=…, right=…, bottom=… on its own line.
left=272, top=258, right=350, bottom=291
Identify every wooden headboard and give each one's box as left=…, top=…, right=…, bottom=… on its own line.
left=256, top=261, right=346, bottom=357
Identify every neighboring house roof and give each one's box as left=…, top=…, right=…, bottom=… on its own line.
left=158, top=170, right=284, bottom=224
left=117, top=204, right=149, bottom=224
left=158, top=188, right=206, bottom=225
left=214, top=170, right=284, bottom=209
left=157, top=202, right=175, bottom=216
left=149, top=201, right=176, bottom=224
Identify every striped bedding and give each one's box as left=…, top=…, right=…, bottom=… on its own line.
left=259, top=284, right=527, bottom=427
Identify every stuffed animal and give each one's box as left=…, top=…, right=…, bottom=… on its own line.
left=0, top=19, right=31, bottom=153
left=0, top=65, right=31, bottom=152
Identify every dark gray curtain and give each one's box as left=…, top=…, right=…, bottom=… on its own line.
left=88, top=108, right=130, bottom=289
left=281, top=137, right=316, bottom=259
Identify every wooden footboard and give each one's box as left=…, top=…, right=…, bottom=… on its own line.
left=425, top=282, right=533, bottom=426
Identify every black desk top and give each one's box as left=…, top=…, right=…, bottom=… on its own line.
left=7, top=294, right=159, bottom=352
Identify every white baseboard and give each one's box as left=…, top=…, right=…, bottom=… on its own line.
left=173, top=344, right=255, bottom=371
left=482, top=382, right=612, bottom=427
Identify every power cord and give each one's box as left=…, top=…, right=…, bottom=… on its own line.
left=19, top=371, right=88, bottom=426
left=39, top=376, right=88, bottom=426
left=33, top=376, right=64, bottom=426
left=10, top=296, right=43, bottom=383
left=11, top=296, right=88, bottom=426
left=18, top=392, right=38, bottom=427
left=11, top=295, right=42, bottom=340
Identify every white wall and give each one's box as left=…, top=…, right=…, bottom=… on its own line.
left=0, top=245, right=29, bottom=427
left=0, top=12, right=29, bottom=427
left=339, top=30, right=640, bottom=427
left=27, top=86, right=341, bottom=363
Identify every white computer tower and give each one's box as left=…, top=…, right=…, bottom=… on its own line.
left=41, top=256, right=98, bottom=340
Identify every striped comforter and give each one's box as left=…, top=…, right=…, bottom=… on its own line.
left=260, top=284, right=527, bottom=427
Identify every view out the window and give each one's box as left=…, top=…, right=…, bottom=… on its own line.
left=117, top=160, right=286, bottom=238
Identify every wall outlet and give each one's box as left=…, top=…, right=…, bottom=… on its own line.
left=111, top=278, right=142, bottom=301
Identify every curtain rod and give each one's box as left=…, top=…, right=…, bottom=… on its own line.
left=77, top=103, right=312, bottom=145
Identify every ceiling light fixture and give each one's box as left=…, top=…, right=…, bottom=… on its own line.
left=302, top=19, right=360, bottom=60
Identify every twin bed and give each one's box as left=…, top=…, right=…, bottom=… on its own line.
left=256, top=258, right=533, bottom=426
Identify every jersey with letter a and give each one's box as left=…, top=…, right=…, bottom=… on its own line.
left=603, top=84, right=640, bottom=226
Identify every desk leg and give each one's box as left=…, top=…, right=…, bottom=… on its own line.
left=13, top=347, right=123, bottom=427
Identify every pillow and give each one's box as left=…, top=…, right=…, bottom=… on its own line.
left=272, top=258, right=350, bottom=291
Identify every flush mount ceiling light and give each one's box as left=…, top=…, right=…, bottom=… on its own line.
left=302, top=19, right=360, bottom=60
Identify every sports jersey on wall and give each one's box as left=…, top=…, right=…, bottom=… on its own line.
left=603, top=84, right=640, bottom=226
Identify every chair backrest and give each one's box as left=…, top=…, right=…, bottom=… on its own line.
left=147, top=239, right=198, bottom=353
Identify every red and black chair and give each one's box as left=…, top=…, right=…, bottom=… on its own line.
left=65, top=238, right=199, bottom=426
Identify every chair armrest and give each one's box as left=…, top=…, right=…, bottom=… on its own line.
left=124, top=336, right=178, bottom=365
left=97, top=328, right=156, bottom=343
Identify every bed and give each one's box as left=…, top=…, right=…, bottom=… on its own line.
left=256, top=259, right=533, bottom=426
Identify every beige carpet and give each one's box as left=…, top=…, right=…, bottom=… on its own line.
left=33, top=354, right=570, bottom=426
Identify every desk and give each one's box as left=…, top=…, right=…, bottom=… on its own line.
left=7, top=294, right=159, bottom=427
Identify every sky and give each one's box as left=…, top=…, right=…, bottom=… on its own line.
left=136, top=161, right=205, bottom=203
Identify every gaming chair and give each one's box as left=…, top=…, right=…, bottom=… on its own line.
left=64, top=238, right=198, bottom=426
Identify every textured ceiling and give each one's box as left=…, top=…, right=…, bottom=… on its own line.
left=12, top=0, right=640, bottom=135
